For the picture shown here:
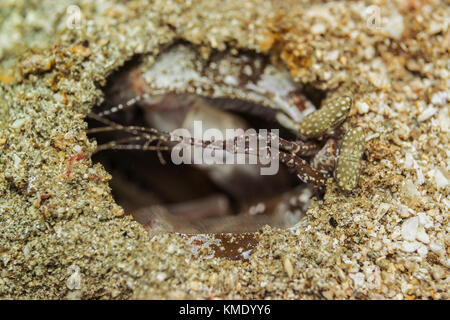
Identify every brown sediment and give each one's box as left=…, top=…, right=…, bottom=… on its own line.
left=181, top=233, right=259, bottom=261
left=0, top=0, right=448, bottom=300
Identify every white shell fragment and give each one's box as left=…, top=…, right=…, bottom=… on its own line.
left=401, top=216, right=419, bottom=241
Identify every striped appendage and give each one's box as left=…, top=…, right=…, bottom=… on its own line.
left=278, top=152, right=328, bottom=189
left=335, top=126, right=365, bottom=191
left=295, top=96, right=352, bottom=138
left=87, top=113, right=329, bottom=189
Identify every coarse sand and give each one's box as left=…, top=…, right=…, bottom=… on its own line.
left=0, top=0, right=448, bottom=299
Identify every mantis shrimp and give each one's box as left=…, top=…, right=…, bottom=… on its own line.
left=86, top=43, right=365, bottom=258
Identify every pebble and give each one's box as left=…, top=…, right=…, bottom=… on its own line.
left=324, top=50, right=339, bottom=61
left=401, top=217, right=419, bottom=241
left=416, top=226, right=430, bottom=244
left=283, top=256, right=294, bottom=278
left=356, top=101, right=370, bottom=114
left=349, top=272, right=365, bottom=288
left=417, top=244, right=428, bottom=257
left=431, top=267, right=444, bottom=280
left=376, top=202, right=391, bottom=219
left=156, top=272, right=167, bottom=282
left=437, top=108, right=449, bottom=131
left=417, top=106, right=438, bottom=122
left=429, top=242, right=443, bottom=254
left=364, top=46, right=375, bottom=60
left=397, top=204, right=410, bottom=218
left=311, top=23, right=326, bottom=35
left=404, top=153, right=414, bottom=169
left=401, top=241, right=421, bottom=253
left=431, top=168, right=449, bottom=189
left=11, top=118, right=27, bottom=129
left=13, top=154, right=21, bottom=169
left=417, top=212, right=433, bottom=228
left=384, top=12, right=404, bottom=39
left=66, top=268, right=81, bottom=290
left=400, top=180, right=421, bottom=206
left=322, top=290, right=334, bottom=299
left=73, top=145, right=82, bottom=153
left=431, top=91, right=447, bottom=106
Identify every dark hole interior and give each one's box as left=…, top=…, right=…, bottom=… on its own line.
left=88, top=95, right=311, bottom=233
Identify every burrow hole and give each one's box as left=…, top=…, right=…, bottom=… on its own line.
left=87, top=46, right=326, bottom=235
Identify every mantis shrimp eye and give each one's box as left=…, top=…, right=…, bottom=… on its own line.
left=294, top=96, right=352, bottom=138
left=335, top=126, right=365, bottom=191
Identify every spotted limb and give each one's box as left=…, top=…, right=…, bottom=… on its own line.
left=278, top=152, right=328, bottom=189
left=335, top=126, right=365, bottom=191
left=295, top=96, right=352, bottom=139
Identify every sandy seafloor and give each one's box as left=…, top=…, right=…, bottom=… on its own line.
left=0, top=0, right=448, bottom=299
